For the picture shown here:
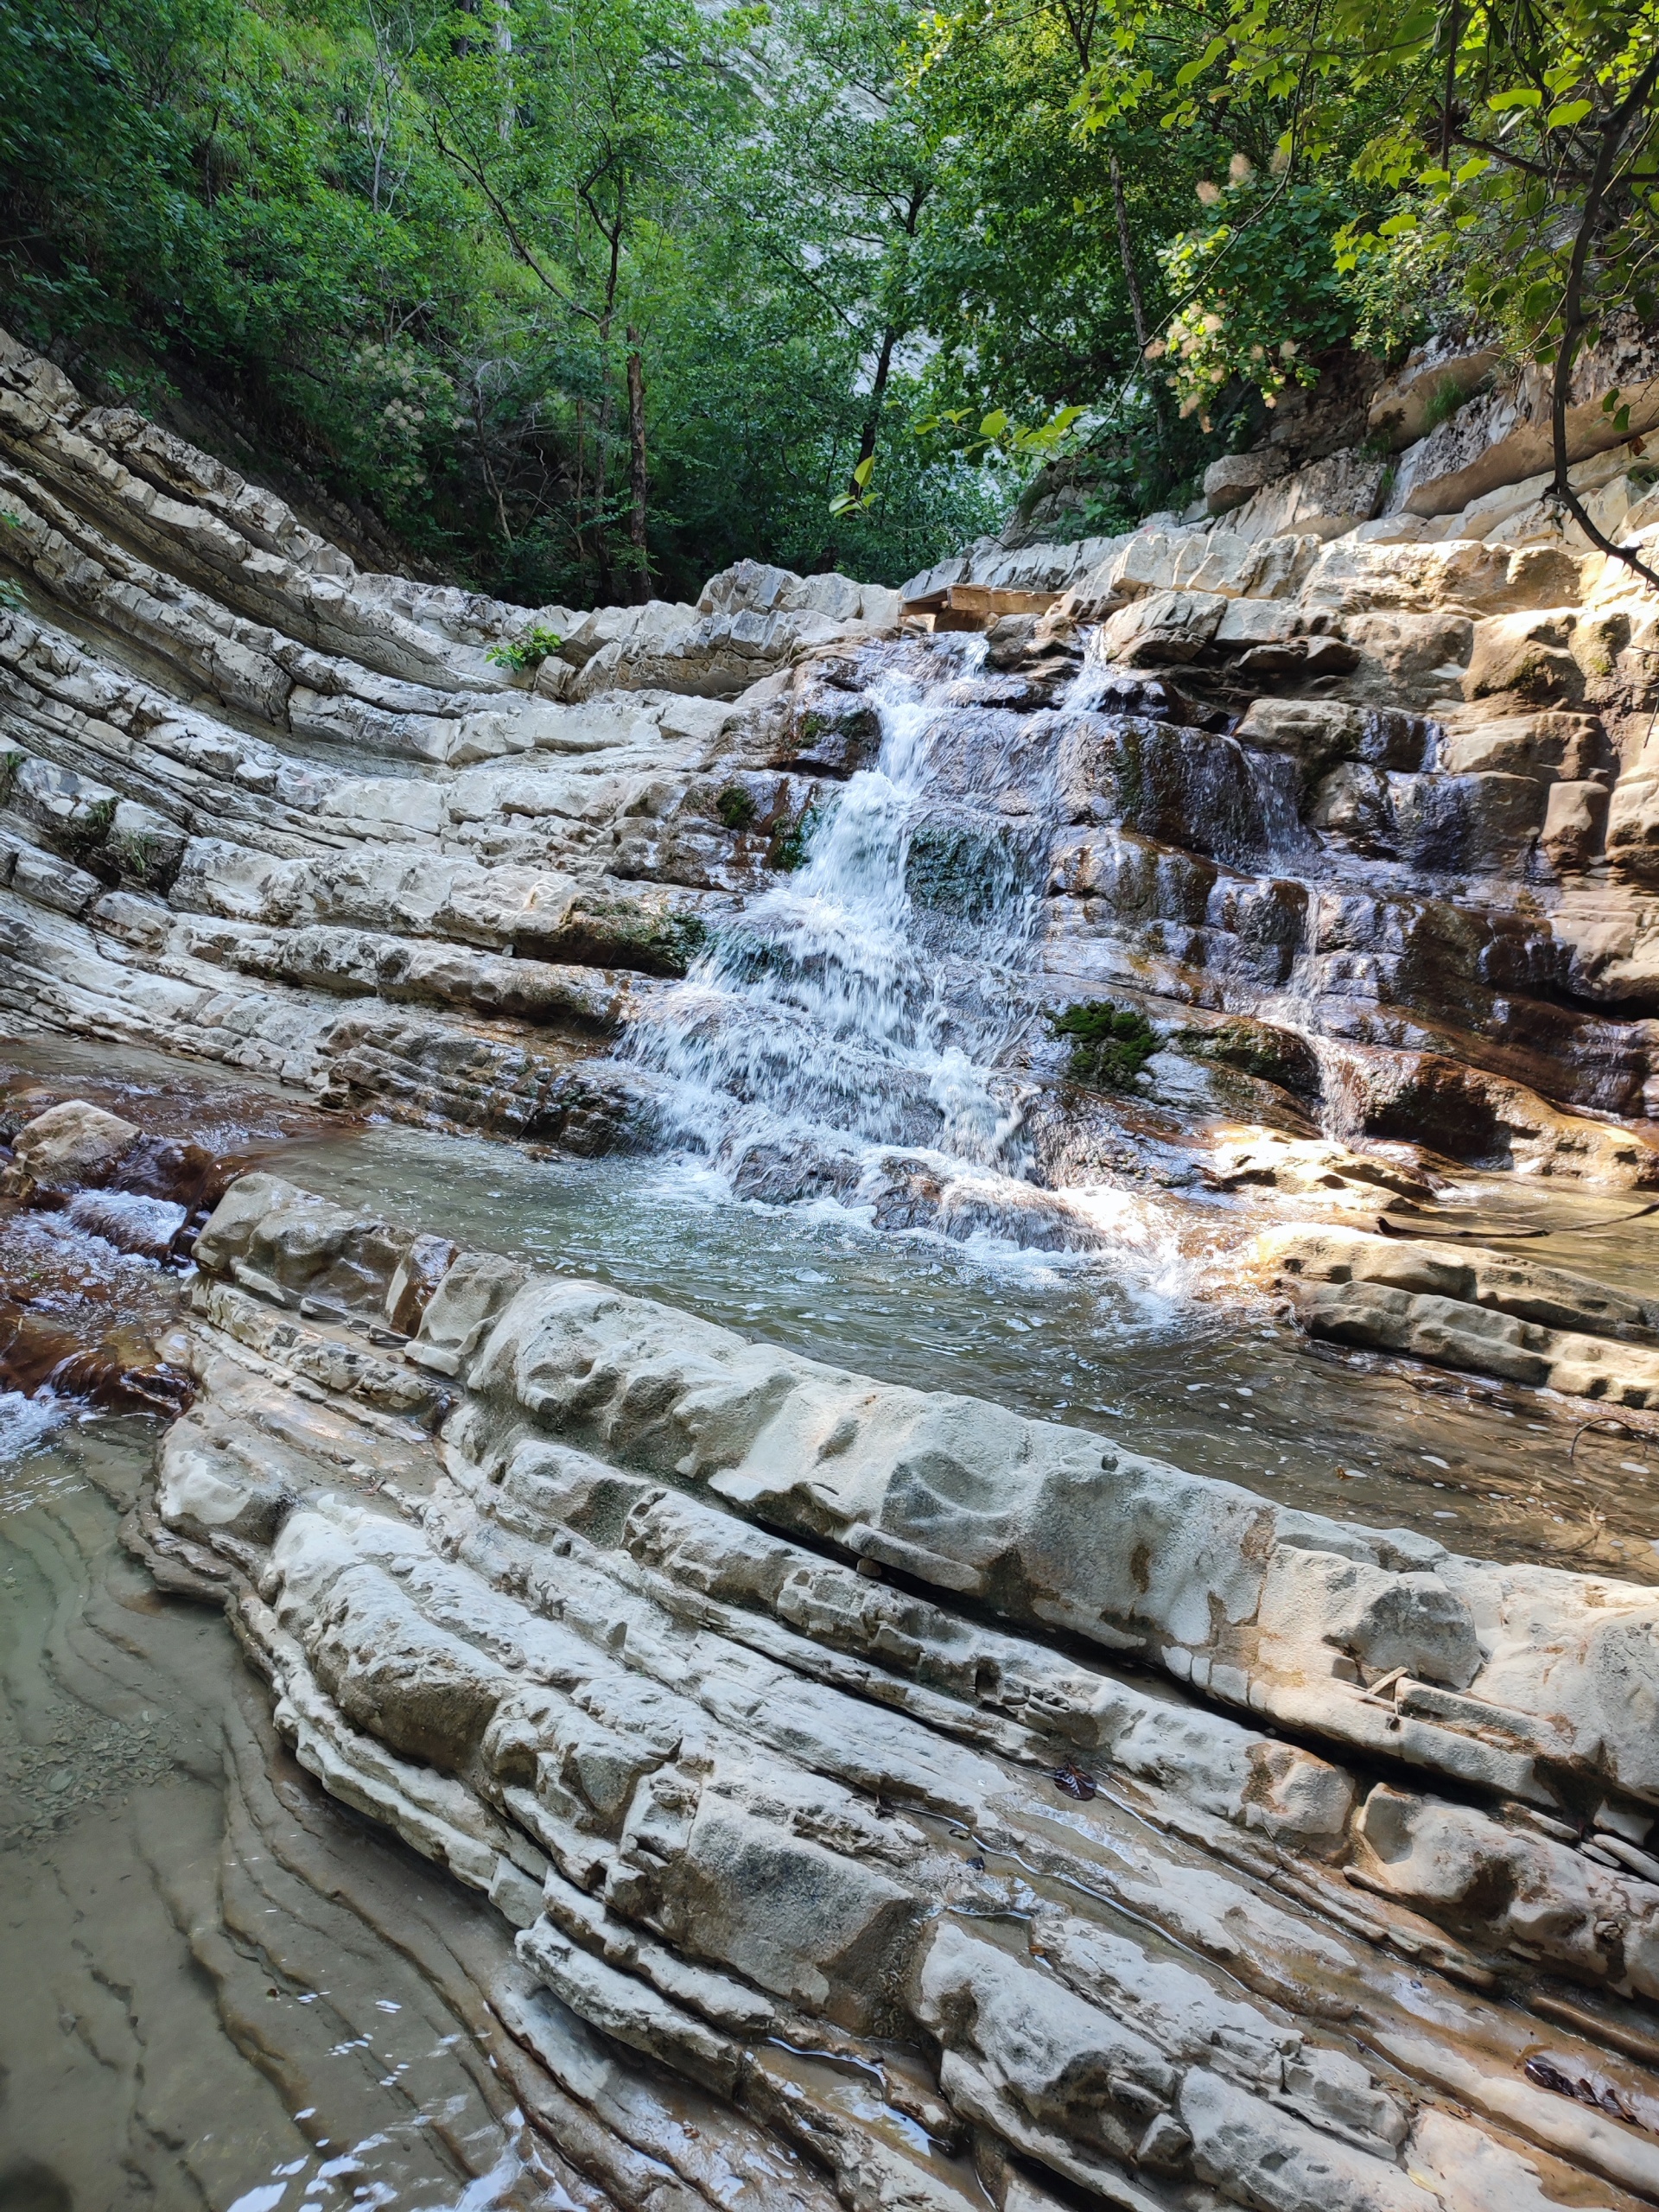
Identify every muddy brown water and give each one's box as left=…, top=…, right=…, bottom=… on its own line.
left=2, top=1030, right=1656, bottom=2208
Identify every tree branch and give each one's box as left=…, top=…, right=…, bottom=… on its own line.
left=428, top=114, right=601, bottom=324
left=1548, top=49, right=1659, bottom=595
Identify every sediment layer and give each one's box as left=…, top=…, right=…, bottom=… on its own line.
left=101, top=1165, right=1659, bottom=2212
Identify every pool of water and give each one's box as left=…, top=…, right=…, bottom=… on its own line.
left=0, top=1405, right=554, bottom=2212
left=3, top=1032, right=1656, bottom=1578
left=271, top=1120, right=1658, bottom=1580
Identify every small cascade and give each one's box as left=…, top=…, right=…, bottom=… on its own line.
left=626, top=639, right=1067, bottom=1218
left=625, top=636, right=1192, bottom=1287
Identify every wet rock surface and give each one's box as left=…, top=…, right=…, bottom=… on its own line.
left=4, top=320, right=1659, bottom=2207
left=81, top=1169, right=1659, bottom=2209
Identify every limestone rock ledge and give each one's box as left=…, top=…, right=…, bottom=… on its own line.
left=125, top=1166, right=1659, bottom=2212
left=3, top=318, right=1658, bottom=1197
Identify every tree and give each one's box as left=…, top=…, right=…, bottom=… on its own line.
left=416, top=0, right=728, bottom=596
left=1158, top=0, right=1659, bottom=584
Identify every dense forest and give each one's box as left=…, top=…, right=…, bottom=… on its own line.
left=2, top=0, right=1653, bottom=604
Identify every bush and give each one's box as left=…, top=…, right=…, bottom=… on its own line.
left=1052, top=1001, right=1159, bottom=1088
left=486, top=623, right=564, bottom=671
left=715, top=785, right=759, bottom=830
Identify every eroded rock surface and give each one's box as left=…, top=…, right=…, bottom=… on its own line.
left=3, top=320, right=1656, bottom=1212
left=7, top=318, right=1659, bottom=2209
left=110, top=1168, right=1659, bottom=2212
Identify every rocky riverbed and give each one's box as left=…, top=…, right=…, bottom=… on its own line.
left=3, top=321, right=1659, bottom=2210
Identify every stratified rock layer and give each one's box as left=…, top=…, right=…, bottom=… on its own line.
left=2, top=319, right=1656, bottom=1192
left=112, top=1167, right=1659, bottom=2212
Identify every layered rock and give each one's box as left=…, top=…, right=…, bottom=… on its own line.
left=103, top=1165, right=1659, bottom=2212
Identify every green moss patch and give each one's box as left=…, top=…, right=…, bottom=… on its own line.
left=1052, top=1001, right=1159, bottom=1089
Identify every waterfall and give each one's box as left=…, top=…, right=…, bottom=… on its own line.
left=622, top=633, right=1194, bottom=1294
left=626, top=639, right=1056, bottom=1194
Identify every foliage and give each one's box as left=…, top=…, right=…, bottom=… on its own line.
left=1154, top=0, right=1659, bottom=576
left=486, top=622, right=564, bottom=671
left=1153, top=175, right=1360, bottom=419
left=1052, top=1000, right=1160, bottom=1088
left=3, top=0, right=1653, bottom=605
left=715, top=785, right=759, bottom=831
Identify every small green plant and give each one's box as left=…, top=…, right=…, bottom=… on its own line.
left=769, top=802, right=821, bottom=872
left=486, top=622, right=563, bottom=671
left=1052, top=1001, right=1160, bottom=1089
left=715, top=785, right=758, bottom=831
left=1421, top=377, right=1479, bottom=433
left=0, top=505, right=28, bottom=613
left=58, top=795, right=117, bottom=857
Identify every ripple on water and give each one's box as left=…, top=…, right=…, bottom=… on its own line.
left=0, top=1418, right=563, bottom=2211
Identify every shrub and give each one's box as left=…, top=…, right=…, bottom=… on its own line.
left=486, top=623, right=564, bottom=671
left=715, top=785, right=758, bottom=831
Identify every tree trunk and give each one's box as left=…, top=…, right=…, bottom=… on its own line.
left=1548, top=54, right=1659, bottom=594
left=594, top=315, right=615, bottom=601
left=1109, top=151, right=1150, bottom=355
left=848, top=324, right=899, bottom=505
left=626, top=328, right=649, bottom=601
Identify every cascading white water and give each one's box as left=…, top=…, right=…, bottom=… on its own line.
left=621, top=635, right=1196, bottom=1297
left=626, top=641, right=1052, bottom=1185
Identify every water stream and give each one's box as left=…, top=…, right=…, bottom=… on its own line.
left=626, top=641, right=1058, bottom=1205
left=4, top=634, right=1659, bottom=2206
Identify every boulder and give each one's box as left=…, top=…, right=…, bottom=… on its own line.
left=3, top=1098, right=139, bottom=1196
left=1225, top=449, right=1390, bottom=543
left=1097, top=589, right=1225, bottom=664
left=1204, top=449, right=1289, bottom=517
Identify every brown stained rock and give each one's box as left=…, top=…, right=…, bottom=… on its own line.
left=1209, top=1127, right=1433, bottom=1203
left=1542, top=780, right=1611, bottom=874
left=1468, top=611, right=1586, bottom=705
left=1338, top=1051, right=1659, bottom=1184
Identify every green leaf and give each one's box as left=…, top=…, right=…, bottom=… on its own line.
left=978, top=408, right=1008, bottom=438
left=852, top=454, right=874, bottom=486
left=1488, top=87, right=1542, bottom=111
left=1544, top=99, right=1593, bottom=129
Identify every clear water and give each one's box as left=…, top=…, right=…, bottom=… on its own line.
left=278, top=1123, right=1659, bottom=1580
left=0, top=1409, right=544, bottom=2212
left=3, top=1032, right=1656, bottom=1576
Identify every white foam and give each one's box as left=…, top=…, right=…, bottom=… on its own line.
left=626, top=641, right=1088, bottom=1229
left=0, top=1389, right=66, bottom=1467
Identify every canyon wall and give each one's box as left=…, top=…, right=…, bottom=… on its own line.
left=5, top=327, right=1659, bottom=2210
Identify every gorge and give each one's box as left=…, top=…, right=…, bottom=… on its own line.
left=3, top=321, right=1659, bottom=2212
